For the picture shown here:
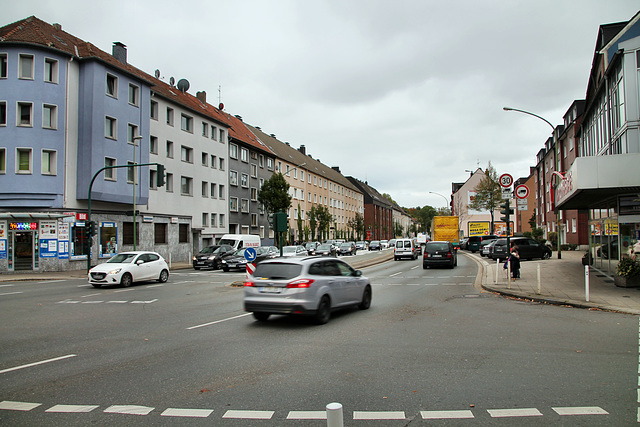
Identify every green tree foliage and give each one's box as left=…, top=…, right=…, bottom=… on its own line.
left=347, top=213, right=365, bottom=240
left=468, top=162, right=503, bottom=233
left=257, top=172, right=291, bottom=214
left=315, top=205, right=333, bottom=241
left=308, top=205, right=318, bottom=240
left=296, top=203, right=303, bottom=242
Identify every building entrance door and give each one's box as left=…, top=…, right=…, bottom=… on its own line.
left=12, top=231, right=36, bottom=271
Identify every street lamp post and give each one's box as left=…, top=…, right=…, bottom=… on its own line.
left=503, top=106, right=562, bottom=259
left=429, top=191, right=449, bottom=210
left=132, top=135, right=143, bottom=250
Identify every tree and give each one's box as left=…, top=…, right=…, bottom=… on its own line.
left=296, top=203, right=303, bottom=243
left=308, top=205, right=318, bottom=240
left=347, top=213, right=365, bottom=241
left=468, top=162, right=502, bottom=234
left=257, top=172, right=291, bottom=215
left=315, top=205, right=333, bottom=241
left=382, top=193, right=396, bottom=205
left=416, top=206, right=437, bottom=234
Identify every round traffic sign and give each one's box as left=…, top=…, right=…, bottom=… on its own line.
left=499, top=173, right=513, bottom=188
left=244, top=247, right=257, bottom=262
left=515, top=184, right=529, bottom=199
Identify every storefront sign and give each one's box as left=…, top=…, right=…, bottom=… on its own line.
left=39, top=239, right=57, bottom=258
left=619, top=195, right=640, bottom=216
left=10, top=222, right=37, bottom=231
left=0, top=222, right=6, bottom=259
left=143, top=215, right=153, bottom=222
left=58, top=222, right=69, bottom=259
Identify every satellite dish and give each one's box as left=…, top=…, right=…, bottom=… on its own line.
left=218, top=102, right=224, bottom=110
left=154, top=69, right=160, bottom=79
left=169, top=77, right=175, bottom=86
left=177, top=79, right=190, bottom=93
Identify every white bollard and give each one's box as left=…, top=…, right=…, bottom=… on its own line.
left=326, top=402, right=344, bottom=427
left=537, top=264, right=541, bottom=295
left=495, top=259, right=499, bottom=284
left=585, top=264, right=590, bottom=302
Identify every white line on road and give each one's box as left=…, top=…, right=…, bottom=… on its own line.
left=187, top=313, right=252, bottom=330
left=145, top=284, right=164, bottom=288
left=131, top=299, right=158, bottom=304
left=287, top=411, right=326, bottom=419
left=37, top=280, right=66, bottom=284
left=46, top=404, right=99, bottom=413
left=353, top=411, right=406, bottom=420
left=389, top=272, right=402, bottom=277
left=488, top=408, right=543, bottom=417
left=0, top=284, right=15, bottom=287
left=0, top=401, right=42, bottom=411
left=0, top=291, right=22, bottom=296
left=104, top=405, right=154, bottom=415
left=223, top=410, right=274, bottom=419
left=0, top=354, right=77, bottom=374
left=421, top=410, right=475, bottom=419
left=82, top=293, right=102, bottom=298
left=411, top=265, right=420, bottom=269
left=552, top=407, right=608, bottom=416
left=161, top=408, right=214, bottom=417
left=114, top=288, right=135, bottom=293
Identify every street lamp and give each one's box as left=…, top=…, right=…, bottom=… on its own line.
left=285, top=162, right=306, bottom=176
left=429, top=191, right=449, bottom=210
left=503, top=106, right=562, bottom=259
left=132, top=134, right=143, bottom=250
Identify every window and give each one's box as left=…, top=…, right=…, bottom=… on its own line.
left=241, top=199, right=249, bottom=213
left=241, top=173, right=249, bottom=188
left=219, top=129, right=225, bottom=143
left=201, top=152, right=208, bottom=166
left=128, top=84, right=139, bottom=106
left=154, top=223, right=167, bottom=244
left=104, top=157, right=116, bottom=180
left=202, top=181, right=208, bottom=197
left=230, top=170, right=238, bottom=186
left=41, top=149, right=57, bottom=175
left=267, top=158, right=274, bottom=170
left=42, top=104, right=57, bottom=129
left=0, top=148, right=5, bottom=173
left=71, top=223, right=89, bottom=257
left=240, top=148, right=249, bottom=162
left=150, top=100, right=158, bottom=120
left=181, top=114, right=193, bottom=132
left=230, top=197, right=238, bottom=212
left=166, top=140, right=174, bottom=158
left=166, top=173, right=173, bottom=192
left=179, top=224, right=189, bottom=243
left=150, top=136, right=158, bottom=154
left=219, top=158, right=225, bottom=171
left=19, top=54, right=34, bottom=79
left=0, top=53, right=7, bottom=78
left=122, top=222, right=138, bottom=245
left=0, top=101, right=6, bottom=126
left=202, top=213, right=208, bottom=227
left=128, top=124, right=139, bottom=144
left=218, top=184, right=225, bottom=200
left=149, top=169, right=157, bottom=190
left=181, top=145, right=193, bottom=163
left=211, top=125, right=217, bottom=140
left=105, top=116, right=117, bottom=139
left=210, top=213, right=217, bottom=228
left=229, top=143, right=238, bottom=159
left=166, top=107, right=174, bottom=126
left=127, top=161, right=136, bottom=183
left=181, top=176, right=193, bottom=196
left=16, top=148, right=32, bottom=173
left=219, top=214, right=225, bottom=228
left=210, top=155, right=217, bottom=168
left=251, top=163, right=257, bottom=177
left=259, top=154, right=264, bottom=167
left=106, top=73, right=117, bottom=97
left=44, top=58, right=58, bottom=83
left=202, top=122, right=208, bottom=137
left=17, top=102, right=33, bottom=126
left=210, top=183, right=217, bottom=198
left=251, top=213, right=258, bottom=227
left=251, top=187, right=257, bottom=201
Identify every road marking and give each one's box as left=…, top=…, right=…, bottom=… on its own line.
left=46, top=404, right=99, bottom=413
left=145, top=284, right=164, bottom=288
left=287, top=410, right=326, bottom=419
left=37, top=280, right=66, bottom=284
left=488, top=408, right=543, bottom=417
left=131, top=299, right=158, bottom=304
left=389, top=272, right=402, bottom=277
left=161, top=408, right=213, bottom=417
left=82, top=293, right=102, bottom=298
left=104, top=405, right=154, bottom=415
left=0, top=354, right=76, bottom=375
left=421, top=410, right=474, bottom=419
left=353, top=411, right=405, bottom=420
left=552, top=406, right=608, bottom=416
left=0, top=291, right=22, bottom=296
left=223, top=410, right=274, bottom=419
left=187, top=313, right=252, bottom=330
left=0, top=284, right=15, bottom=287
left=114, top=288, right=135, bottom=293
left=411, top=265, right=420, bottom=269
left=81, top=301, right=103, bottom=304
left=0, top=401, right=41, bottom=411
left=106, top=301, right=128, bottom=304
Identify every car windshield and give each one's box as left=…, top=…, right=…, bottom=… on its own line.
left=317, top=244, right=331, bottom=250
left=427, top=243, right=449, bottom=251
left=199, top=246, right=219, bottom=254
left=282, top=247, right=297, bottom=254
left=253, top=262, right=303, bottom=280
left=232, top=249, right=246, bottom=257
left=339, top=243, right=351, bottom=248
left=107, top=253, right=137, bottom=263
left=371, top=241, right=380, bottom=245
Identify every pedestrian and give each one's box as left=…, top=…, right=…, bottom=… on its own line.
left=510, top=242, right=520, bottom=279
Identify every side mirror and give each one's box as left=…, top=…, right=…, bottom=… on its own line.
left=354, top=270, right=362, bottom=277
left=136, top=259, right=144, bottom=265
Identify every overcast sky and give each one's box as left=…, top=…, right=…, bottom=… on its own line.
left=5, top=1, right=639, bottom=208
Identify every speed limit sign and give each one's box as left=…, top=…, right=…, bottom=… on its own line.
left=499, top=173, right=513, bottom=188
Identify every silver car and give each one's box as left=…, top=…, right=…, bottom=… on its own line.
left=244, top=257, right=372, bottom=324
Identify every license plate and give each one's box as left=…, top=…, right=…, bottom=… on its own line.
left=432, top=254, right=442, bottom=258
left=228, top=264, right=236, bottom=268
left=259, top=287, right=281, bottom=293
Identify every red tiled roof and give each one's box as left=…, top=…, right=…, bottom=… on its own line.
left=222, top=113, right=275, bottom=155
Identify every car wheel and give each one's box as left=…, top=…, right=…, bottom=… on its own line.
left=422, top=263, right=428, bottom=269
left=394, top=256, right=398, bottom=261
left=91, top=283, right=102, bottom=288
left=194, top=266, right=201, bottom=270
left=359, top=286, right=372, bottom=310
left=314, top=296, right=331, bottom=325
left=222, top=267, right=229, bottom=272
left=120, top=273, right=133, bottom=288
left=253, top=312, right=270, bottom=322
left=158, top=269, right=169, bottom=283
left=542, top=251, right=551, bottom=260
left=215, top=260, right=222, bottom=270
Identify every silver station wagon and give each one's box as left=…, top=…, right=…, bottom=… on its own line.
left=244, top=257, right=372, bottom=324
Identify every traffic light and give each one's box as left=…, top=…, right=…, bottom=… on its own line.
left=500, top=200, right=514, bottom=232
left=87, top=220, right=98, bottom=238
left=156, top=164, right=166, bottom=187
left=268, top=213, right=275, bottom=230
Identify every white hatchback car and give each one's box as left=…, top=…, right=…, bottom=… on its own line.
left=394, top=238, right=418, bottom=260
left=88, top=251, right=169, bottom=288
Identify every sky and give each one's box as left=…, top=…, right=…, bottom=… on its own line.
left=4, top=1, right=639, bottom=209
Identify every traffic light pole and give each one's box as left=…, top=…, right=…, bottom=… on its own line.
left=86, top=162, right=165, bottom=273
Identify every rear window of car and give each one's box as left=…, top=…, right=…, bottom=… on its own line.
left=426, top=243, right=449, bottom=251
left=253, top=262, right=302, bottom=280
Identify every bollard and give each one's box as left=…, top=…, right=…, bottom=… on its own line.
left=537, top=264, right=541, bottom=295
left=507, top=259, right=511, bottom=289
left=326, top=402, right=344, bottom=427
left=495, top=259, right=499, bottom=284
left=585, top=264, right=590, bottom=302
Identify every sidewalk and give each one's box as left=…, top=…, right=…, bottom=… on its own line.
left=477, top=250, right=640, bottom=315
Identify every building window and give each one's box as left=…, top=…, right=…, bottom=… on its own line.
left=218, top=184, right=225, bottom=200
left=122, top=222, right=138, bottom=245
left=219, top=129, right=225, bottom=143
left=210, top=155, right=217, bottom=169
left=241, top=173, right=249, bottom=188
left=42, top=104, right=57, bottom=129
left=127, top=124, right=139, bottom=144
left=17, top=102, right=33, bottom=127
left=219, top=214, right=225, bottom=228
left=181, top=176, right=193, bottom=196
left=210, top=183, right=217, bottom=198
left=0, top=148, right=5, bottom=173
left=127, top=161, right=136, bottom=183
left=211, top=125, right=217, bottom=140
left=230, top=170, right=238, bottom=186
left=154, top=223, right=167, bottom=244
left=259, top=154, right=264, bottom=168
left=230, top=197, right=239, bottom=212
left=128, top=84, right=139, bottom=106
left=150, top=100, right=158, bottom=120
left=251, top=187, right=257, bottom=201
left=241, top=199, right=249, bottom=213
left=166, top=107, right=174, bottom=126
left=19, top=54, right=34, bottom=79
left=0, top=53, right=7, bottom=78
left=166, top=173, right=173, bottom=192
left=251, top=163, right=257, bottom=177
left=16, top=148, right=32, bottom=174
left=166, top=140, right=174, bottom=158
left=106, top=73, right=117, bottom=97
left=1, top=101, right=7, bottom=126
left=251, top=213, right=258, bottom=227
left=41, top=149, right=57, bottom=175
left=44, top=58, right=58, bottom=83
left=229, top=143, right=238, bottom=159
left=240, top=148, right=249, bottom=163
left=181, top=114, right=193, bottom=132
left=150, top=136, right=158, bottom=154
left=202, top=122, right=208, bottom=137
left=202, top=212, right=209, bottom=228
left=201, top=152, right=208, bottom=166
left=267, top=158, right=274, bottom=170
left=71, top=223, right=89, bottom=257
left=105, top=116, right=117, bottom=139
left=202, top=181, right=208, bottom=197
left=149, top=169, right=157, bottom=190
left=104, top=157, right=116, bottom=180
left=219, top=158, right=225, bottom=171
left=179, top=224, right=189, bottom=243
left=181, top=145, right=193, bottom=163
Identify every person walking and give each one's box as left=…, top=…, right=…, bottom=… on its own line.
left=509, top=242, right=520, bottom=279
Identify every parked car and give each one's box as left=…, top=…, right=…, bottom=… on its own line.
left=192, top=244, right=234, bottom=270
left=460, top=237, right=469, bottom=250
left=394, top=238, right=418, bottom=260
left=490, top=237, right=552, bottom=261
left=305, top=242, right=320, bottom=255
left=88, top=251, right=169, bottom=288
left=255, top=246, right=280, bottom=263
left=220, top=246, right=279, bottom=271
left=478, top=238, right=498, bottom=256
left=337, top=242, right=357, bottom=256
left=422, top=241, right=457, bottom=269
left=368, top=240, right=382, bottom=251
left=388, top=239, right=397, bottom=248
left=380, top=240, right=389, bottom=249
left=315, top=243, right=337, bottom=257
left=355, top=241, right=367, bottom=250
left=467, top=235, right=499, bottom=253
left=282, top=245, right=308, bottom=257
left=481, top=240, right=497, bottom=257
left=244, top=257, right=372, bottom=324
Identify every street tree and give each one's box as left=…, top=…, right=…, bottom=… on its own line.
left=468, top=162, right=502, bottom=234
left=308, top=205, right=318, bottom=240
left=257, top=172, right=291, bottom=214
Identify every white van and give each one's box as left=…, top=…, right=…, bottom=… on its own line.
left=394, top=238, right=418, bottom=260
left=217, top=234, right=261, bottom=251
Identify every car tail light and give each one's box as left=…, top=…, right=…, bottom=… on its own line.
left=286, top=279, right=315, bottom=288
left=446, top=252, right=452, bottom=258
left=244, top=281, right=255, bottom=287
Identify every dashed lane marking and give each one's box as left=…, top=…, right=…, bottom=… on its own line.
left=354, top=411, right=406, bottom=420
left=421, top=410, right=474, bottom=419
left=0, top=401, right=41, bottom=411
left=222, top=410, right=274, bottom=419
left=552, top=406, right=609, bottom=416
left=0, top=292, right=23, bottom=296
left=487, top=408, right=543, bottom=418
left=287, top=410, right=326, bottom=419
left=46, top=404, right=99, bottom=413
left=57, top=299, right=157, bottom=304
left=104, top=405, right=154, bottom=415
left=161, top=408, right=214, bottom=418
left=0, top=354, right=76, bottom=375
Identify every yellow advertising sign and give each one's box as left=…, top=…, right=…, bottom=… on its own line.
left=468, top=222, right=490, bottom=237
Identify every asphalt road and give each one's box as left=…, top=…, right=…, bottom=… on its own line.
left=0, top=252, right=638, bottom=426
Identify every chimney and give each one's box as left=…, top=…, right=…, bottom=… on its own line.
left=112, top=42, right=127, bottom=64
left=235, top=115, right=243, bottom=121
left=196, top=91, right=207, bottom=103
left=52, top=23, right=62, bottom=30
left=298, top=145, right=306, bottom=155
left=332, top=166, right=341, bottom=173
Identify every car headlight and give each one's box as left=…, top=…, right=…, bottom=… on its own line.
left=221, top=260, right=227, bottom=264
left=208, top=256, right=216, bottom=260
left=108, top=268, right=122, bottom=275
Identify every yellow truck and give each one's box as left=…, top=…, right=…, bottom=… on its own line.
left=431, top=216, right=460, bottom=249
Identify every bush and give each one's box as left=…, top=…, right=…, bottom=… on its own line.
left=561, top=244, right=577, bottom=251
left=617, top=257, right=640, bottom=278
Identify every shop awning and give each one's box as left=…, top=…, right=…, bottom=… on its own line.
left=0, top=212, right=76, bottom=220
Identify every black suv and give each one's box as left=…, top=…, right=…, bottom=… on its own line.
left=489, top=237, right=551, bottom=261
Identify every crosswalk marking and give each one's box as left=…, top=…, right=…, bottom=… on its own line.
left=160, top=408, right=213, bottom=417
left=287, top=410, right=326, bottom=419
left=46, top=404, right=99, bottom=413
left=353, top=411, right=405, bottom=420
left=222, top=410, right=274, bottom=419
left=488, top=408, right=543, bottom=417
left=104, top=405, right=154, bottom=415
left=0, top=401, right=41, bottom=411
left=553, top=406, right=609, bottom=416
left=421, top=410, right=474, bottom=419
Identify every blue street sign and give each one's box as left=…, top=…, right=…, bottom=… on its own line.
left=244, top=247, right=257, bottom=262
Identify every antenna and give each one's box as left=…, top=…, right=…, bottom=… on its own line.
left=169, top=77, right=175, bottom=86
left=154, top=69, right=160, bottom=79
left=218, top=85, right=222, bottom=105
